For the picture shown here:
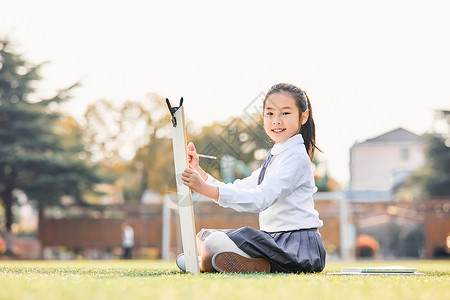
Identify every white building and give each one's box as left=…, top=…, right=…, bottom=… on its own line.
left=348, top=128, right=427, bottom=202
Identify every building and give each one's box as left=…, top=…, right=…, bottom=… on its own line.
left=344, top=127, right=450, bottom=259
left=348, top=127, right=427, bottom=202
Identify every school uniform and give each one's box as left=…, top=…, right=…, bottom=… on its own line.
left=203, top=134, right=326, bottom=273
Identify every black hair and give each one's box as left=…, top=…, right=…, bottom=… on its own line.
left=263, top=83, right=320, bottom=160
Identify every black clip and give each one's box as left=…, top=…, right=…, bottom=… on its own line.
left=166, top=97, right=184, bottom=127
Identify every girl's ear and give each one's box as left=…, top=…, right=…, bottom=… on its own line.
left=301, top=110, right=309, bottom=125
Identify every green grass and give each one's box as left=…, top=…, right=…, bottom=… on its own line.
left=0, top=260, right=449, bottom=300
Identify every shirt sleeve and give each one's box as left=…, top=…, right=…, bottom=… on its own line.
left=205, top=167, right=261, bottom=189
left=216, top=152, right=310, bottom=213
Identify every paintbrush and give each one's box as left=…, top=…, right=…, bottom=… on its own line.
left=197, top=154, right=217, bottom=160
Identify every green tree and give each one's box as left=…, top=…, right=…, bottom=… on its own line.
left=0, top=39, right=104, bottom=255
left=83, top=95, right=173, bottom=201
left=421, top=134, right=450, bottom=196
left=408, top=110, right=450, bottom=198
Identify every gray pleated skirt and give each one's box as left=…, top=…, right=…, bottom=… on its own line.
left=225, top=226, right=326, bottom=273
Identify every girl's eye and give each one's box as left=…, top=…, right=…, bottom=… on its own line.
left=265, top=112, right=273, bottom=116
left=282, top=112, right=290, bottom=115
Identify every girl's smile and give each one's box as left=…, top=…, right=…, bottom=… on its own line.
left=263, top=92, right=308, bottom=144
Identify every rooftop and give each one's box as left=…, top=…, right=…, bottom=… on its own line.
left=358, top=127, right=422, bottom=145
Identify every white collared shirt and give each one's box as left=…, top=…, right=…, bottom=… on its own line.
left=206, top=134, right=323, bottom=232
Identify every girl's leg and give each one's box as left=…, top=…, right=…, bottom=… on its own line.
left=196, top=228, right=213, bottom=256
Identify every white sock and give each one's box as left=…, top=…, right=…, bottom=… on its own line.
left=202, top=231, right=250, bottom=258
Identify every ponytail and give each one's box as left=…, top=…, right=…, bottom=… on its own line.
left=300, top=92, right=320, bottom=160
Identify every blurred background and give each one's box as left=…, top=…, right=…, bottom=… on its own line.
left=0, top=0, right=449, bottom=261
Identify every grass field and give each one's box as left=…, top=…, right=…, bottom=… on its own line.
left=0, top=259, right=449, bottom=300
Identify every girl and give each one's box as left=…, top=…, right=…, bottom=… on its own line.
left=179, top=83, right=326, bottom=273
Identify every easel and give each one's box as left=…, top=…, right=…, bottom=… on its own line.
left=166, top=98, right=200, bottom=274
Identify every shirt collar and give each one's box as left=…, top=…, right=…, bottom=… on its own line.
left=270, top=134, right=304, bottom=156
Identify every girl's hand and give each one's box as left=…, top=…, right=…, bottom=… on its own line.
left=182, top=168, right=219, bottom=201
left=182, top=168, right=204, bottom=194
left=187, top=142, right=199, bottom=168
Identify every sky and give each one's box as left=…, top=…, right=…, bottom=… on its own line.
left=2, top=0, right=449, bottom=186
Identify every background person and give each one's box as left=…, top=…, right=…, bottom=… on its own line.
left=121, top=222, right=135, bottom=259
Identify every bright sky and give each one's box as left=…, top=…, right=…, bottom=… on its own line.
left=2, top=0, right=449, bottom=186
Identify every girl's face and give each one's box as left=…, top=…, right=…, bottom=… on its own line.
left=263, top=92, right=308, bottom=144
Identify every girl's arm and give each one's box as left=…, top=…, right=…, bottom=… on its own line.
left=216, top=152, right=314, bottom=213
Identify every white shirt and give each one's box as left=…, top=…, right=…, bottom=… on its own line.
left=122, top=226, right=135, bottom=248
left=206, top=134, right=323, bottom=232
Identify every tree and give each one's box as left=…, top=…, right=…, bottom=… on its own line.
left=0, top=38, right=104, bottom=255
left=407, top=110, right=450, bottom=198
left=83, top=95, right=173, bottom=201
left=421, top=134, right=450, bottom=196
